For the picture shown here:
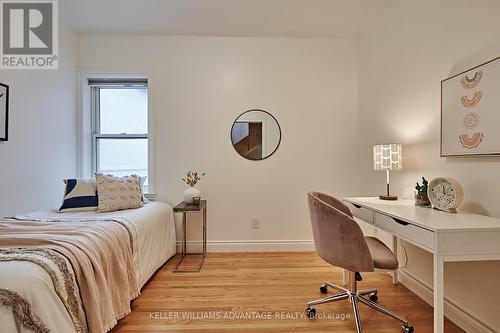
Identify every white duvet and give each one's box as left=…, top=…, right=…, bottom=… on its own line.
left=0, top=201, right=176, bottom=333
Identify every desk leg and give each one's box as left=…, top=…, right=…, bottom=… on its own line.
left=434, top=254, right=444, bottom=333
left=392, top=235, right=398, bottom=284
left=342, top=269, right=349, bottom=286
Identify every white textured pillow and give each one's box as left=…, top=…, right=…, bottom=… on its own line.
left=95, top=173, right=144, bottom=212
left=131, top=174, right=149, bottom=203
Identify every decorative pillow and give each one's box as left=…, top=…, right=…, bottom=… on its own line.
left=59, top=179, right=98, bottom=212
left=131, top=174, right=149, bottom=203
left=96, top=173, right=144, bottom=212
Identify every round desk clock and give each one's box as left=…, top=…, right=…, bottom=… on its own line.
left=427, top=177, right=463, bottom=213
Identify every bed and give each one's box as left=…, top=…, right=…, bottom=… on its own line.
left=0, top=201, right=176, bottom=333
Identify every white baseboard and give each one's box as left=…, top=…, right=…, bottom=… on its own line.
left=398, top=269, right=496, bottom=333
left=176, top=240, right=315, bottom=253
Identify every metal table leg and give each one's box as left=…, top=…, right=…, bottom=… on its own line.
left=173, top=206, right=207, bottom=272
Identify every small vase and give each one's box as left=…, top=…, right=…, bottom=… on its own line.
left=415, top=192, right=431, bottom=207
left=184, top=187, right=201, bottom=204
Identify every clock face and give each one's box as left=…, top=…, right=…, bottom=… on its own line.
left=430, top=179, right=456, bottom=209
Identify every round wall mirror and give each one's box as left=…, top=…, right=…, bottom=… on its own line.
left=231, top=109, right=281, bottom=160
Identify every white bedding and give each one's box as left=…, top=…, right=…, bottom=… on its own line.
left=0, top=201, right=176, bottom=333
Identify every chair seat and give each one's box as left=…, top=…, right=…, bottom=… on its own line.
left=365, top=236, right=399, bottom=270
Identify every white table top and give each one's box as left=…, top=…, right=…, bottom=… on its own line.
left=344, top=197, right=500, bottom=232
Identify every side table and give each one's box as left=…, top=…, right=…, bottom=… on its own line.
left=173, top=200, right=207, bottom=272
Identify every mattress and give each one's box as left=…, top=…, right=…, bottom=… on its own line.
left=0, top=201, right=176, bottom=333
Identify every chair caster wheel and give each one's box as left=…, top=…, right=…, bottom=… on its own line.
left=369, top=293, right=378, bottom=302
left=306, top=307, right=316, bottom=319
left=402, top=324, right=414, bottom=333
left=319, top=286, right=328, bottom=294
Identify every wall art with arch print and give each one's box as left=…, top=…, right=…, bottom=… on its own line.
left=441, top=56, right=500, bottom=156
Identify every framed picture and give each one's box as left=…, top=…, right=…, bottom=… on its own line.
left=441, top=56, right=500, bottom=156
left=0, top=83, right=8, bottom=141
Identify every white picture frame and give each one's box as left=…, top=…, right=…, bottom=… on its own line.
left=0, top=83, right=8, bottom=141
left=441, top=57, right=500, bottom=156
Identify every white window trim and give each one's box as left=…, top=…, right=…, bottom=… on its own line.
left=77, top=69, right=156, bottom=198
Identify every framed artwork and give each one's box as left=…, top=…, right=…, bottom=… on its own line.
left=0, top=83, right=8, bottom=141
left=441, top=56, right=500, bottom=156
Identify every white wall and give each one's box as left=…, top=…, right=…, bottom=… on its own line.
left=358, top=0, right=500, bottom=330
left=0, top=22, right=78, bottom=215
left=78, top=35, right=360, bottom=245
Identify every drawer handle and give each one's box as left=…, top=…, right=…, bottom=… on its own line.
left=392, top=217, right=409, bottom=226
left=353, top=204, right=362, bottom=209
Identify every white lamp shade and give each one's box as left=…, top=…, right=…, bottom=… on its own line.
left=373, top=144, right=402, bottom=171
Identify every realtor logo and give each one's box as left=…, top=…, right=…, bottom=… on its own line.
left=0, top=0, right=58, bottom=69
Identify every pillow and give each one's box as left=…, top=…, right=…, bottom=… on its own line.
left=59, top=179, right=98, bottom=212
left=96, top=173, right=144, bottom=212
left=130, top=174, right=149, bottom=203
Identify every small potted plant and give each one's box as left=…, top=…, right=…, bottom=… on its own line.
left=182, top=171, right=205, bottom=204
left=415, top=177, right=431, bottom=207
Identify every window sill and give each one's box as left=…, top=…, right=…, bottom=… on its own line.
left=144, top=192, right=157, bottom=201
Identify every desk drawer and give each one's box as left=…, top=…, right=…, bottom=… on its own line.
left=346, top=202, right=374, bottom=224
left=374, top=212, right=435, bottom=250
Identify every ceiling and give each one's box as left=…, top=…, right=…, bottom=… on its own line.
left=60, top=0, right=390, bottom=37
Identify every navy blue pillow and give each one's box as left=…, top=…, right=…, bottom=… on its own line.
left=59, top=179, right=98, bottom=212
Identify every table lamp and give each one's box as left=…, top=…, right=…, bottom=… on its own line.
left=373, top=144, right=402, bottom=200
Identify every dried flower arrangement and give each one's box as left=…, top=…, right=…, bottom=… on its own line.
left=182, top=171, right=206, bottom=187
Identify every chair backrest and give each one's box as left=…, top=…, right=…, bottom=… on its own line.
left=307, top=192, right=375, bottom=272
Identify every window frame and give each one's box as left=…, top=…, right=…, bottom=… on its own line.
left=78, top=72, right=155, bottom=196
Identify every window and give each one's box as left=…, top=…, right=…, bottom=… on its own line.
left=89, top=79, right=149, bottom=189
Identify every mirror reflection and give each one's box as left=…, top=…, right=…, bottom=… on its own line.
left=231, top=109, right=281, bottom=160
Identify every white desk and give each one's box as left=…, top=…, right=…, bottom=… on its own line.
left=343, top=197, right=500, bottom=333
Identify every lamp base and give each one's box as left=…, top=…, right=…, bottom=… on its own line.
left=379, top=195, right=398, bottom=200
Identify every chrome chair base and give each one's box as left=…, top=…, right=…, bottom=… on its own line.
left=305, top=272, right=414, bottom=333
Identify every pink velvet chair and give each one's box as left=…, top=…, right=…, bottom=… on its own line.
left=306, top=192, right=414, bottom=333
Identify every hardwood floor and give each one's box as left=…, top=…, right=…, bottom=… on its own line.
left=112, top=252, right=465, bottom=333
